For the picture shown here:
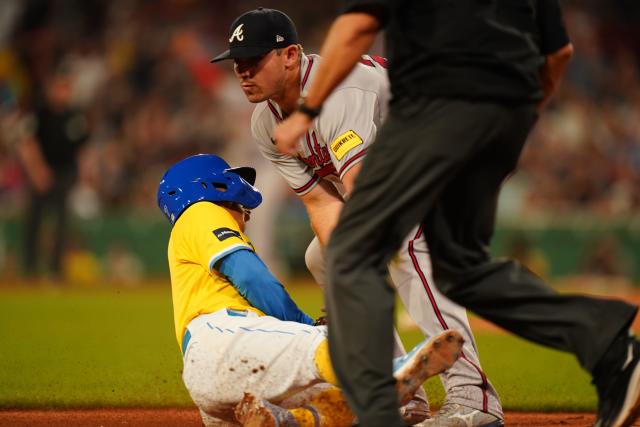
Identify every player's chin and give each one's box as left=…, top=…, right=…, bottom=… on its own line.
left=242, top=90, right=266, bottom=104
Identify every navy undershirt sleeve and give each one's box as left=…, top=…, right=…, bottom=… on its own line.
left=216, top=249, right=314, bottom=325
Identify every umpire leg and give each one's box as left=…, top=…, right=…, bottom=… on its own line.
left=327, top=98, right=487, bottom=426
left=326, top=98, right=637, bottom=426
left=422, top=107, right=637, bottom=374
left=23, top=189, right=45, bottom=278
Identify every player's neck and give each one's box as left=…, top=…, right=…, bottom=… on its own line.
left=271, top=63, right=301, bottom=117
left=220, top=203, right=246, bottom=232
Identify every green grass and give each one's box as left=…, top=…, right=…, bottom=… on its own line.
left=0, top=284, right=596, bottom=410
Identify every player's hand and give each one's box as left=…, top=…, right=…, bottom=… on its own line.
left=273, top=111, right=313, bottom=156
left=313, top=315, right=327, bottom=326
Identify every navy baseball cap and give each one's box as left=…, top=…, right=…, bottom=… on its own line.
left=211, top=8, right=298, bottom=63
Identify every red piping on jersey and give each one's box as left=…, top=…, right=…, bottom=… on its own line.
left=267, top=100, right=282, bottom=122
left=359, top=55, right=388, bottom=69
left=338, top=148, right=368, bottom=177
left=293, top=174, right=320, bottom=194
left=267, top=56, right=314, bottom=123
left=305, top=132, right=314, bottom=154
left=408, top=226, right=490, bottom=412
left=301, top=56, right=314, bottom=90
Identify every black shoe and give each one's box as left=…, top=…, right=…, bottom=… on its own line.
left=594, top=337, right=640, bottom=427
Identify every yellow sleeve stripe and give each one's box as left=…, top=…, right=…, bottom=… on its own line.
left=207, top=243, right=253, bottom=271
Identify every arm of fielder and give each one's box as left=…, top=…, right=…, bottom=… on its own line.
left=300, top=179, right=345, bottom=247
left=273, top=12, right=381, bottom=155
left=340, top=162, right=362, bottom=198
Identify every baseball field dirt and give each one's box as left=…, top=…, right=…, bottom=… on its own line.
left=0, top=408, right=602, bottom=426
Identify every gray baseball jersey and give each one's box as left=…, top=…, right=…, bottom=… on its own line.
left=251, top=54, right=389, bottom=197
left=250, top=53, right=503, bottom=418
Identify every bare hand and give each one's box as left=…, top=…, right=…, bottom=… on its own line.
left=273, top=112, right=313, bottom=156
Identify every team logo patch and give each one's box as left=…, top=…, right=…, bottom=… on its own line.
left=213, top=227, right=241, bottom=241
left=330, top=130, right=363, bottom=160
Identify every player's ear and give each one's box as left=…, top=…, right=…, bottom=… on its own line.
left=283, top=44, right=300, bottom=68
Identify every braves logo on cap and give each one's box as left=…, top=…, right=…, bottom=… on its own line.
left=211, top=8, right=299, bottom=63
left=229, top=24, right=245, bottom=42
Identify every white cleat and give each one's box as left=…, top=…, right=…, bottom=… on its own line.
left=422, top=402, right=503, bottom=427
left=394, top=330, right=465, bottom=406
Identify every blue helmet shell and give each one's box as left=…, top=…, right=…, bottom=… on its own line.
left=157, top=154, right=262, bottom=225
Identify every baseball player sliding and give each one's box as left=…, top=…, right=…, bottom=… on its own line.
left=211, top=7, right=503, bottom=427
left=157, top=153, right=464, bottom=427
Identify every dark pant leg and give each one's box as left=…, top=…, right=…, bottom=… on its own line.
left=423, top=105, right=637, bottom=373
left=49, top=175, right=73, bottom=278
left=327, top=98, right=637, bottom=425
left=23, top=190, right=44, bottom=277
left=327, top=98, right=502, bottom=426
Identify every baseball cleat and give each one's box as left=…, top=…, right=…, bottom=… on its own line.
left=594, top=337, right=640, bottom=427
left=400, top=397, right=431, bottom=425
left=394, top=330, right=464, bottom=406
left=421, top=402, right=503, bottom=427
left=234, top=392, right=298, bottom=427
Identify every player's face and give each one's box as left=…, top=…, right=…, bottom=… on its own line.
left=234, top=49, right=286, bottom=103
left=220, top=202, right=251, bottom=231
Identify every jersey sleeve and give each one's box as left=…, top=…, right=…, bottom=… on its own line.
left=175, top=202, right=254, bottom=273
left=217, top=250, right=314, bottom=324
left=251, top=108, right=321, bottom=195
left=315, top=86, right=379, bottom=179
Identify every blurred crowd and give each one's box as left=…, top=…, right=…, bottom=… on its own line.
left=0, top=0, right=638, bottom=280
left=511, top=1, right=640, bottom=219
left=0, top=0, right=341, bottom=217
left=0, top=0, right=637, bottom=219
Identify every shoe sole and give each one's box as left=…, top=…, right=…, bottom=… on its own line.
left=613, top=359, right=640, bottom=427
left=235, top=393, right=278, bottom=427
left=395, top=330, right=464, bottom=406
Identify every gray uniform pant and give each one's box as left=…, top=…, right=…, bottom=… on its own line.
left=326, top=98, right=638, bottom=426
left=306, top=231, right=502, bottom=418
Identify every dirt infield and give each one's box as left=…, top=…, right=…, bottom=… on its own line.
left=0, top=408, right=605, bottom=426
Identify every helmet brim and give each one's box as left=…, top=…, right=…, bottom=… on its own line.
left=226, top=166, right=256, bottom=185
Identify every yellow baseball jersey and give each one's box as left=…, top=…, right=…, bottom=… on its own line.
left=167, top=201, right=264, bottom=345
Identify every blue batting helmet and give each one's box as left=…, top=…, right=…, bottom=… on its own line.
left=157, top=154, right=262, bottom=225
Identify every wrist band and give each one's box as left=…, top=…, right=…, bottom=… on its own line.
left=297, top=98, right=322, bottom=119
